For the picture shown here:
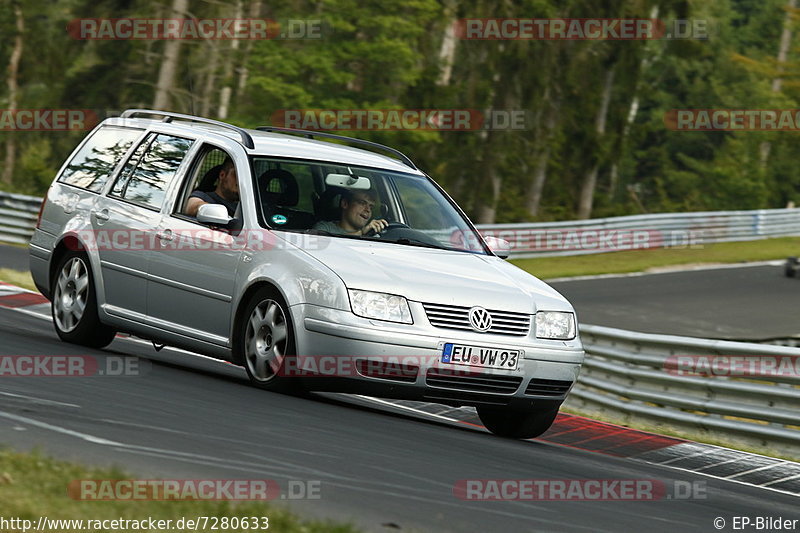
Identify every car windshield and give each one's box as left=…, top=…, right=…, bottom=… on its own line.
left=249, top=156, right=488, bottom=254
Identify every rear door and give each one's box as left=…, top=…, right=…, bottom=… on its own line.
left=95, top=132, right=194, bottom=319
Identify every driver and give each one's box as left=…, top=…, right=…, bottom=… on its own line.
left=313, top=189, right=388, bottom=236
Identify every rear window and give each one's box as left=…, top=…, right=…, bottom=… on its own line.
left=109, top=133, right=194, bottom=211
left=58, top=126, right=142, bottom=192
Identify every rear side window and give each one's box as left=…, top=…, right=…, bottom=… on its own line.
left=110, top=134, right=194, bottom=211
left=58, top=127, right=142, bottom=192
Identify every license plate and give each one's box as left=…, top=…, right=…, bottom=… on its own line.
left=441, top=343, right=520, bottom=370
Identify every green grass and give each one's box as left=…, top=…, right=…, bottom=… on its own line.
left=0, top=268, right=36, bottom=292
left=511, top=236, right=800, bottom=279
left=0, top=448, right=359, bottom=533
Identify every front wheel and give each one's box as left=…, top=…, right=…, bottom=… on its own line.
left=477, top=404, right=560, bottom=439
left=235, top=287, right=302, bottom=393
left=51, top=252, right=116, bottom=349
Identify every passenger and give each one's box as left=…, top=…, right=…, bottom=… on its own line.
left=185, top=156, right=239, bottom=217
left=313, top=189, right=388, bottom=236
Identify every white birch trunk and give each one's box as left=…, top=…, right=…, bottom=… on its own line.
left=153, top=0, right=189, bottom=110
left=2, top=2, right=24, bottom=185
left=577, top=67, right=614, bottom=219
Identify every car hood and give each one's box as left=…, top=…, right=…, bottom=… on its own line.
left=297, top=237, right=574, bottom=314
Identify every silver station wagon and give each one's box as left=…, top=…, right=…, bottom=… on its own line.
left=29, top=109, right=584, bottom=439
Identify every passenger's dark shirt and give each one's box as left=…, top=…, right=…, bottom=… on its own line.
left=189, top=190, right=237, bottom=217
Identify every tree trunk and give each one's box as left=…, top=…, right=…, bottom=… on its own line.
left=2, top=2, right=24, bottom=185
left=153, top=0, right=189, bottom=110
left=609, top=6, right=659, bottom=200
left=437, top=14, right=458, bottom=86
left=759, top=0, right=796, bottom=168
left=199, top=42, right=220, bottom=117
left=218, top=0, right=243, bottom=119
left=476, top=145, right=501, bottom=224
left=237, top=1, right=262, bottom=94
left=577, top=66, right=614, bottom=220
left=525, top=97, right=559, bottom=217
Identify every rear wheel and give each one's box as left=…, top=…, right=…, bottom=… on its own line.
left=477, top=404, right=560, bottom=439
left=51, top=252, right=116, bottom=349
left=235, top=287, right=301, bottom=393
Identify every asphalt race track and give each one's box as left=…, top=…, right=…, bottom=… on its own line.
left=1, top=243, right=799, bottom=531
left=1, top=305, right=799, bottom=532
left=549, top=262, right=800, bottom=341
left=0, top=243, right=31, bottom=271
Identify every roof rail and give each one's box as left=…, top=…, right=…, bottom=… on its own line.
left=120, top=109, right=255, bottom=149
left=255, top=126, right=417, bottom=170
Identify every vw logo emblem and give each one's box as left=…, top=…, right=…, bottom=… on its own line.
left=468, top=307, right=493, bottom=332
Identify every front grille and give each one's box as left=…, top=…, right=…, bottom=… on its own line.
left=422, top=303, right=530, bottom=336
left=426, top=368, right=522, bottom=395
left=524, top=378, right=573, bottom=397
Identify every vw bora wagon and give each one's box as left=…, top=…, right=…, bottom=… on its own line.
left=30, top=109, right=584, bottom=439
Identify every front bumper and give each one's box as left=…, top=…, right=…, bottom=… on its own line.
left=289, top=303, right=584, bottom=409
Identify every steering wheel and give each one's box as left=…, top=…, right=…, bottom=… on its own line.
left=365, top=221, right=409, bottom=237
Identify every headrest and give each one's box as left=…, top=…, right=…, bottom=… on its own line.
left=259, top=169, right=299, bottom=207
left=198, top=164, right=224, bottom=192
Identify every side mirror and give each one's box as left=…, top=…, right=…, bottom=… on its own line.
left=484, top=235, right=511, bottom=259
left=197, top=203, right=232, bottom=226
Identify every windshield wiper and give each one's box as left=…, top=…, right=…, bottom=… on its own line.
left=389, top=237, right=448, bottom=250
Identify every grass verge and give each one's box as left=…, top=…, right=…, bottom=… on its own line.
left=511, top=236, right=800, bottom=279
left=0, top=448, right=359, bottom=533
left=0, top=268, right=36, bottom=292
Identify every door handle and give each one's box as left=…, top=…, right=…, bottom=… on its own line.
left=92, top=209, right=110, bottom=222
left=157, top=229, right=174, bottom=242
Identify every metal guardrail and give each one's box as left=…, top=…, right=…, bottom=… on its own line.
left=568, top=324, right=800, bottom=450
left=478, top=208, right=800, bottom=258
left=0, top=191, right=41, bottom=245
left=2, top=191, right=799, bottom=257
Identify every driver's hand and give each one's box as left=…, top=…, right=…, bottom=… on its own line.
left=361, top=219, right=388, bottom=236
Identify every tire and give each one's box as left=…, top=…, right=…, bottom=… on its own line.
left=477, top=404, right=560, bottom=439
left=785, top=257, right=798, bottom=278
left=234, top=287, right=302, bottom=393
left=51, top=251, right=116, bottom=349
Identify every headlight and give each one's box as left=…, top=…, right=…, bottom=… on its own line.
left=348, top=289, right=413, bottom=324
left=535, top=311, right=576, bottom=340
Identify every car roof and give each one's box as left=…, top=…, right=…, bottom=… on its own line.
left=106, top=112, right=424, bottom=176
left=247, top=128, right=422, bottom=174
